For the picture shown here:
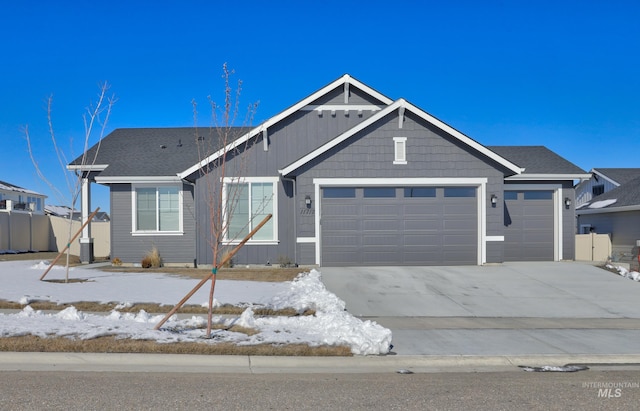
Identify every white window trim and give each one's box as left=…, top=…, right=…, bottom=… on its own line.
left=393, top=137, right=407, bottom=165
left=221, top=176, right=279, bottom=245
left=131, top=184, right=184, bottom=236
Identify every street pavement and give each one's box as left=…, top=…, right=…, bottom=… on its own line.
left=320, top=262, right=640, bottom=361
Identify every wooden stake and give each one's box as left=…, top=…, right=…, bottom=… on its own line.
left=154, top=214, right=272, bottom=331
left=40, top=207, right=100, bottom=281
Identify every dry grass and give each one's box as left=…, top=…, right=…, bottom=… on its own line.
left=0, top=335, right=352, bottom=356
left=0, top=252, right=333, bottom=355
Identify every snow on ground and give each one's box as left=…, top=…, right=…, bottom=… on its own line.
left=0, top=261, right=392, bottom=355
left=606, top=263, right=640, bottom=282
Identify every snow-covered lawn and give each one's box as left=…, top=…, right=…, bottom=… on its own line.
left=0, top=261, right=392, bottom=355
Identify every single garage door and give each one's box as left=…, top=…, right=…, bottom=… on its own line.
left=503, top=190, right=554, bottom=261
left=321, top=186, right=478, bottom=266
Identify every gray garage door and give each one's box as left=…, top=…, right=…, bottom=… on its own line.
left=321, top=186, right=478, bottom=266
left=503, top=190, right=554, bottom=261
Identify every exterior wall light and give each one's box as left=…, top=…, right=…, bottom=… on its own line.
left=490, top=194, right=498, bottom=205
left=305, top=195, right=312, bottom=207
left=564, top=197, right=572, bottom=207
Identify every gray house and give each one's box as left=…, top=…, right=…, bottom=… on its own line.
left=576, top=172, right=640, bottom=264
left=72, top=75, right=588, bottom=266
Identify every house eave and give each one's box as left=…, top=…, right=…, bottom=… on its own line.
left=67, top=164, right=109, bottom=172
left=505, top=173, right=591, bottom=181
left=94, top=176, right=183, bottom=184
left=576, top=204, right=640, bottom=215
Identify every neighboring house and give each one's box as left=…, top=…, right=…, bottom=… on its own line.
left=575, top=168, right=640, bottom=207
left=576, top=174, right=640, bottom=263
left=70, top=75, right=589, bottom=267
left=45, top=205, right=110, bottom=222
left=0, top=180, right=46, bottom=214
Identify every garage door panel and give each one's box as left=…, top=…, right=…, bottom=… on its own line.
left=362, top=219, right=398, bottom=230
left=323, top=203, right=358, bottom=216
left=362, top=204, right=398, bottom=216
left=404, top=203, right=441, bottom=215
left=443, top=219, right=476, bottom=230
left=403, top=234, right=442, bottom=245
left=362, top=234, right=400, bottom=245
left=403, top=219, right=442, bottom=231
left=443, top=204, right=476, bottom=214
left=443, top=234, right=477, bottom=246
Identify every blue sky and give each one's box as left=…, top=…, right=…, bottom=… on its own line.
left=2, top=0, right=639, bottom=213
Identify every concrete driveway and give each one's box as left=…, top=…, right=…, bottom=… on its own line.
left=320, top=262, right=640, bottom=356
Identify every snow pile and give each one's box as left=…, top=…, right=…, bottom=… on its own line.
left=606, top=263, right=640, bottom=281
left=0, top=261, right=392, bottom=355
left=588, top=199, right=617, bottom=209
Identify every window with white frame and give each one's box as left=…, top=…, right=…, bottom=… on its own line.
left=393, top=137, right=407, bottom=164
left=133, top=185, right=182, bottom=234
left=223, top=178, right=277, bottom=243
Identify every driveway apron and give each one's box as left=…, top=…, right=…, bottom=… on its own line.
left=320, top=262, right=640, bottom=356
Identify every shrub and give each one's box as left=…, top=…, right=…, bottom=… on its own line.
left=111, top=257, right=122, bottom=266
left=141, top=246, right=162, bottom=269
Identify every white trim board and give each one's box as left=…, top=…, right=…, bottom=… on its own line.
left=312, top=177, right=488, bottom=266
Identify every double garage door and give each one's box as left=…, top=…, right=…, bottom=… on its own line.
left=321, top=186, right=478, bottom=266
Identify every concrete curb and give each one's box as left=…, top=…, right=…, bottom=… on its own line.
left=2, top=352, right=640, bottom=374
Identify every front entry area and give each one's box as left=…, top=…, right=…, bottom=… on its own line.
left=320, top=186, right=478, bottom=266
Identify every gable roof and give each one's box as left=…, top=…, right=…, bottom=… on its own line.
left=178, top=74, right=393, bottom=179
left=591, top=168, right=640, bottom=186
left=577, top=175, right=640, bottom=214
left=487, top=146, right=589, bottom=180
left=0, top=180, right=45, bottom=197
left=279, top=99, right=524, bottom=176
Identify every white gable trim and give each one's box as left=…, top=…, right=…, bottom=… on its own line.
left=592, top=169, right=623, bottom=187
left=279, top=99, right=523, bottom=176
left=179, top=75, right=394, bottom=179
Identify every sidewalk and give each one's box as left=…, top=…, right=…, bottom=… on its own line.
left=2, top=352, right=640, bottom=374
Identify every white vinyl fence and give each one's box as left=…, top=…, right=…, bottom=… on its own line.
left=575, top=233, right=612, bottom=262
left=0, top=212, right=109, bottom=258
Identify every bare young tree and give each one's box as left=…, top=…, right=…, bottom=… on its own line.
left=194, top=64, right=261, bottom=337
left=25, top=83, right=116, bottom=282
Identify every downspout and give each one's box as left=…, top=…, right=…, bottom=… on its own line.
left=282, top=176, right=297, bottom=265
left=181, top=178, right=197, bottom=267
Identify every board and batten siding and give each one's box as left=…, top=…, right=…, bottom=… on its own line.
left=291, top=110, right=509, bottom=265
left=576, top=175, right=616, bottom=207
left=110, top=183, right=196, bottom=265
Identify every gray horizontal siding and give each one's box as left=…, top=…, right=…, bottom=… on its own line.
left=110, top=183, right=196, bottom=265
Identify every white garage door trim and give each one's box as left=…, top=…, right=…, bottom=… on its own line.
left=503, top=184, right=563, bottom=261
left=313, top=177, right=488, bottom=266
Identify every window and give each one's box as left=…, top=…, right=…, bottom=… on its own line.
left=444, top=187, right=476, bottom=197
left=364, top=187, right=396, bottom=198
left=523, top=191, right=553, bottom=200
left=224, top=178, right=277, bottom=243
left=133, top=185, right=182, bottom=234
left=592, top=184, right=605, bottom=196
left=393, top=137, right=407, bottom=164
left=504, top=191, right=518, bottom=200
left=404, top=187, right=436, bottom=197
left=323, top=187, right=356, bottom=198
